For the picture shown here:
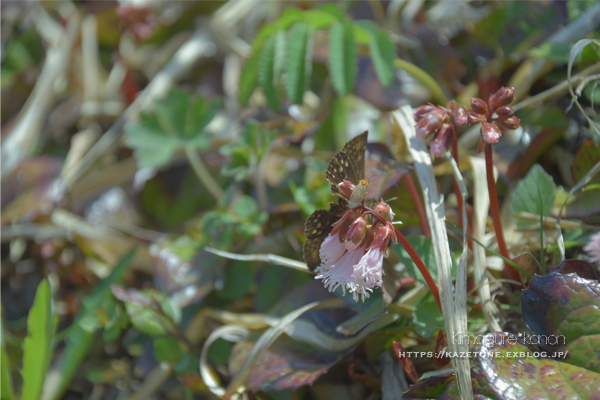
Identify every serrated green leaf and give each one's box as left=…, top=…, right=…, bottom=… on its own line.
left=357, top=20, right=396, bottom=86
left=259, top=35, right=278, bottom=110
left=125, top=90, right=217, bottom=167
left=155, top=88, right=188, bottom=135
left=329, top=20, right=356, bottom=95
left=511, top=164, right=556, bottom=228
left=21, top=279, right=54, bottom=400
left=190, top=97, right=219, bottom=137
left=273, top=30, right=287, bottom=85
left=285, top=23, right=312, bottom=104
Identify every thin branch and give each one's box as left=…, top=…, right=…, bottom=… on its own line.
left=184, top=147, right=224, bottom=202
left=512, top=63, right=600, bottom=112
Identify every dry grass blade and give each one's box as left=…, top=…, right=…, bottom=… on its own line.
left=469, top=156, right=502, bottom=332
left=445, top=152, right=469, bottom=370
left=205, top=247, right=311, bottom=273
left=200, top=325, right=251, bottom=397
left=68, top=29, right=214, bottom=186
left=392, top=106, right=472, bottom=400
left=1, top=8, right=79, bottom=180
left=224, top=299, right=344, bottom=396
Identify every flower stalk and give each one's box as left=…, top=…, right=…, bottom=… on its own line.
left=403, top=173, right=430, bottom=239
left=485, top=144, right=521, bottom=285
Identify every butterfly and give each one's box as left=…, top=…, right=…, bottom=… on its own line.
left=303, top=131, right=368, bottom=271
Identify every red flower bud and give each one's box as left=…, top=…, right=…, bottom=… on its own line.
left=430, top=123, right=454, bottom=157
left=415, top=108, right=445, bottom=138
left=370, top=224, right=395, bottom=251
left=450, top=105, right=469, bottom=127
left=488, top=87, right=514, bottom=110
left=414, top=104, right=436, bottom=120
left=345, top=216, right=367, bottom=251
left=373, top=199, right=394, bottom=221
left=495, top=106, right=514, bottom=118
left=495, top=116, right=520, bottom=131
left=480, top=122, right=502, bottom=143
left=331, top=209, right=358, bottom=240
left=337, top=180, right=356, bottom=200
left=471, top=98, right=489, bottom=116
left=468, top=111, right=485, bottom=124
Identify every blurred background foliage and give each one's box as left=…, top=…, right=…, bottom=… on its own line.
left=1, top=0, right=600, bottom=399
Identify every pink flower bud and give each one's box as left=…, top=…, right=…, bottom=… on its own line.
left=345, top=216, right=367, bottom=251
left=480, top=122, right=502, bottom=143
left=450, top=105, right=469, bottom=127
left=468, top=111, right=485, bottom=124
left=495, top=106, right=514, bottom=118
left=415, top=109, right=445, bottom=138
left=488, top=87, right=514, bottom=110
left=373, top=199, right=394, bottom=221
left=370, top=224, right=393, bottom=251
left=471, top=98, right=489, bottom=116
left=495, top=116, right=520, bottom=131
left=430, top=123, right=454, bottom=157
left=331, top=209, right=358, bottom=240
left=414, top=104, right=436, bottom=120
left=337, top=180, right=356, bottom=200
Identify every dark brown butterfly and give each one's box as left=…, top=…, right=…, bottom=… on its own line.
left=303, top=131, right=368, bottom=271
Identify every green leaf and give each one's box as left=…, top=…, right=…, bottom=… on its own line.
left=273, top=30, right=287, bottom=87
left=239, top=52, right=260, bottom=106
left=124, top=90, right=218, bottom=168
left=155, top=88, right=188, bottom=135
left=393, top=236, right=437, bottom=284
left=318, top=3, right=347, bottom=20
left=1, top=342, right=14, bottom=400
left=259, top=34, right=278, bottom=110
left=511, top=164, right=556, bottom=227
left=412, top=293, right=444, bottom=338
left=190, top=96, right=219, bottom=138
left=47, top=249, right=136, bottom=400
left=285, top=23, right=312, bottom=104
left=21, top=279, right=55, bottom=400
left=123, top=290, right=181, bottom=336
left=523, top=272, right=600, bottom=373
left=303, top=10, right=338, bottom=30
left=328, top=20, right=356, bottom=95
left=153, top=337, right=182, bottom=364
left=356, top=21, right=395, bottom=86
left=530, top=42, right=575, bottom=63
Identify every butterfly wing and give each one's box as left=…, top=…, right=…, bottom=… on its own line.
left=303, top=203, right=346, bottom=271
left=325, top=131, right=368, bottom=197
left=343, top=131, right=368, bottom=182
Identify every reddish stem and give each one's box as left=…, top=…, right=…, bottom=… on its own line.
left=484, top=144, right=521, bottom=286
left=403, top=173, right=430, bottom=239
left=451, top=139, right=473, bottom=250
left=362, top=207, right=442, bottom=313
left=395, top=227, right=442, bottom=313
